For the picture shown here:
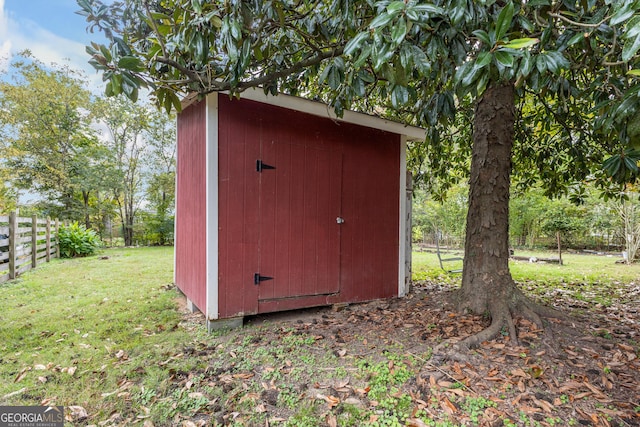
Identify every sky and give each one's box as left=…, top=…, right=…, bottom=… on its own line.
left=0, top=0, right=108, bottom=92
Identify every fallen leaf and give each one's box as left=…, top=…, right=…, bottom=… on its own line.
left=14, top=367, right=30, bottom=383
left=66, top=406, right=88, bottom=422
left=440, top=397, right=457, bottom=414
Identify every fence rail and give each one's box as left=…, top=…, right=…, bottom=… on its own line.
left=0, top=212, right=59, bottom=284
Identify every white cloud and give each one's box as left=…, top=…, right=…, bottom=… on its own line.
left=0, top=0, right=105, bottom=92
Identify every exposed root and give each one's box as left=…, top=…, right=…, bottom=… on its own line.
left=453, top=289, right=566, bottom=351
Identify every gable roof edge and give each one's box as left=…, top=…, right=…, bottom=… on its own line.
left=228, top=88, right=427, bottom=141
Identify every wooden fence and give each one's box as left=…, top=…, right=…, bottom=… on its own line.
left=0, top=212, right=60, bottom=284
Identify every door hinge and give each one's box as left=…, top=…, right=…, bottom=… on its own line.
left=254, top=273, right=273, bottom=285
left=256, top=160, right=275, bottom=172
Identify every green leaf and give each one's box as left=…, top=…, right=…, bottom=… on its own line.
left=209, top=15, right=223, bottom=28
left=603, top=155, right=621, bottom=177
left=623, top=155, right=639, bottom=173
left=391, top=85, right=409, bottom=108
left=610, top=3, right=634, bottom=26
left=518, top=51, right=533, bottom=75
left=567, top=32, right=585, bottom=46
left=411, top=4, right=444, bottom=14
left=474, top=51, right=492, bottom=69
left=117, top=56, right=142, bottom=71
left=344, top=32, right=369, bottom=57
left=460, top=62, right=479, bottom=87
left=150, top=12, right=172, bottom=21
left=624, top=16, right=640, bottom=40
left=501, top=38, right=539, bottom=49
left=495, top=2, right=514, bottom=41
left=495, top=50, right=514, bottom=67
left=369, top=12, right=394, bottom=29
left=472, top=30, right=492, bottom=45
left=354, top=44, right=372, bottom=68
left=386, top=1, right=405, bottom=13
left=628, top=69, right=640, bottom=77
left=191, top=0, right=202, bottom=14
left=622, top=34, right=640, bottom=62
left=391, top=18, right=407, bottom=45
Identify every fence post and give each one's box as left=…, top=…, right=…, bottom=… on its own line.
left=32, top=215, right=38, bottom=268
left=46, top=217, right=51, bottom=262
left=8, top=211, right=16, bottom=280
left=55, top=219, right=60, bottom=259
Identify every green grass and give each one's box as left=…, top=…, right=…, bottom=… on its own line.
left=413, top=249, right=640, bottom=284
left=0, top=247, right=200, bottom=420
left=413, top=249, right=640, bottom=307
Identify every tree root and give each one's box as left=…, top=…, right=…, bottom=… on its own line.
left=453, top=289, right=566, bottom=351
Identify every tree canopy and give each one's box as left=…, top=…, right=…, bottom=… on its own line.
left=0, top=52, right=97, bottom=215
left=78, top=0, right=639, bottom=189
left=77, top=0, right=640, bottom=347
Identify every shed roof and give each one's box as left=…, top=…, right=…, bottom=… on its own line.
left=183, top=88, right=427, bottom=142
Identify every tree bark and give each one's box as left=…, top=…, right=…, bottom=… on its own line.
left=82, top=190, right=91, bottom=230
left=455, top=83, right=562, bottom=349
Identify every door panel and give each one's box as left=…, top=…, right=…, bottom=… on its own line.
left=258, top=138, right=342, bottom=301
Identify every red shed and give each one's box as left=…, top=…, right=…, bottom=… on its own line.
left=175, top=88, right=425, bottom=330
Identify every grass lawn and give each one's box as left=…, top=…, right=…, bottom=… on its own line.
left=0, top=247, right=201, bottom=423
left=414, top=248, right=640, bottom=307
left=1, top=247, right=638, bottom=426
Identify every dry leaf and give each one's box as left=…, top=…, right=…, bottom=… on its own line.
left=66, top=405, right=88, bottom=422
left=14, top=367, right=30, bottom=383
left=440, top=397, right=457, bottom=414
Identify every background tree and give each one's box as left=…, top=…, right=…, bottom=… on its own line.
left=618, top=191, right=640, bottom=263
left=0, top=52, right=100, bottom=220
left=540, top=202, right=585, bottom=264
left=142, top=109, right=176, bottom=246
left=93, top=95, right=150, bottom=246
left=77, top=0, right=640, bottom=348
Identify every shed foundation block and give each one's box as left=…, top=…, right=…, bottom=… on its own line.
left=185, top=298, right=200, bottom=314
left=207, top=317, right=244, bottom=332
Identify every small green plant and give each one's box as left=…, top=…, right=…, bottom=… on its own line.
left=57, top=222, right=101, bottom=258
left=462, top=396, right=497, bottom=425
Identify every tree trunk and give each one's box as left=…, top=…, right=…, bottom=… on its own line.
left=82, top=190, right=91, bottom=230
left=556, top=231, right=563, bottom=265
left=455, top=83, right=561, bottom=349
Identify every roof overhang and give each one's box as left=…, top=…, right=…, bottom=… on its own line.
left=182, top=88, right=427, bottom=142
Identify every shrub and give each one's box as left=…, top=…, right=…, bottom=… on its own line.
left=57, top=222, right=101, bottom=258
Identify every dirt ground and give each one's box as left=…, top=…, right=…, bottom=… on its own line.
left=176, top=280, right=640, bottom=426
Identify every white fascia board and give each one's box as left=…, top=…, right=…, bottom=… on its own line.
left=398, top=137, right=408, bottom=297
left=205, top=93, right=219, bottom=320
left=237, top=87, right=427, bottom=141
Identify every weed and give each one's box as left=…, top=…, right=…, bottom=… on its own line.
left=155, top=387, right=209, bottom=421
left=134, top=386, right=157, bottom=406
left=462, top=396, right=497, bottom=425
left=282, top=402, right=320, bottom=427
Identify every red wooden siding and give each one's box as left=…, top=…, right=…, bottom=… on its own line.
left=217, top=97, right=400, bottom=317
left=340, top=129, right=401, bottom=303
left=175, top=101, right=208, bottom=313
left=217, top=99, right=261, bottom=318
